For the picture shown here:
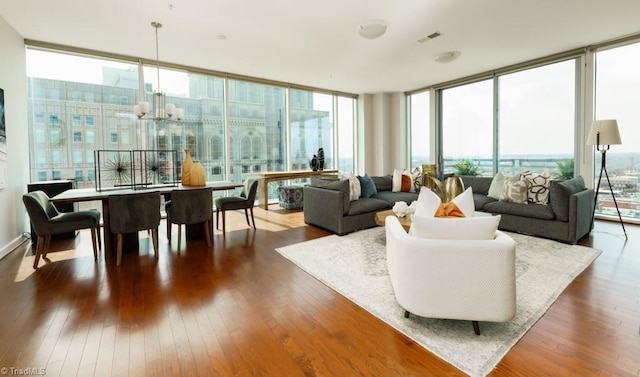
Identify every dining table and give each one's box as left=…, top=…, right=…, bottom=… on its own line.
left=50, top=181, right=243, bottom=255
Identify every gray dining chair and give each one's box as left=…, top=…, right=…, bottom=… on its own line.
left=108, top=191, right=161, bottom=266
left=22, top=190, right=101, bottom=269
left=165, top=187, right=213, bottom=252
left=215, top=179, right=258, bottom=234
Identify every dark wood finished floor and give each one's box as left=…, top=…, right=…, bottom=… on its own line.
left=0, top=207, right=638, bottom=376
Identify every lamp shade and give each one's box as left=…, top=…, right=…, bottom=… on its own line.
left=586, top=119, right=622, bottom=146
left=358, top=20, right=387, bottom=39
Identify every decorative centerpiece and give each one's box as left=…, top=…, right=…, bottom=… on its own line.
left=190, top=161, right=206, bottom=187
left=392, top=201, right=417, bottom=218
left=181, top=148, right=193, bottom=186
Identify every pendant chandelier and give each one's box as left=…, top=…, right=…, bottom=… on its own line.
left=134, top=22, right=185, bottom=121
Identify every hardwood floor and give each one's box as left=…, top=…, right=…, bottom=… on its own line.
left=0, top=207, right=638, bottom=376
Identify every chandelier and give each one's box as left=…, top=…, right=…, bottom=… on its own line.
left=134, top=22, right=184, bottom=121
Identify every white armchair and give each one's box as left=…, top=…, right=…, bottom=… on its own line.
left=385, top=215, right=516, bottom=335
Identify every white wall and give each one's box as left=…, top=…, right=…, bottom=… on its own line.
left=358, top=92, right=408, bottom=176
left=0, top=16, right=30, bottom=260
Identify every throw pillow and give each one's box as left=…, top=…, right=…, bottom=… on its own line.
left=409, top=214, right=501, bottom=240
left=340, top=173, right=361, bottom=202
left=434, top=202, right=465, bottom=218
left=392, top=169, right=403, bottom=192
left=522, top=170, right=551, bottom=204
left=357, top=174, right=377, bottom=198
left=413, top=186, right=475, bottom=217
left=501, top=176, right=528, bottom=204
left=488, top=171, right=507, bottom=200
left=411, top=167, right=423, bottom=193
left=400, top=174, right=412, bottom=192
left=413, top=187, right=441, bottom=217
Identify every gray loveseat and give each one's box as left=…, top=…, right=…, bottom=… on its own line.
left=303, top=175, right=418, bottom=235
left=461, top=175, right=594, bottom=244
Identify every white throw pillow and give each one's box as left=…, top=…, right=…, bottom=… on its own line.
left=409, top=214, right=501, bottom=240
left=413, top=187, right=441, bottom=217
left=488, top=171, right=507, bottom=200
left=413, top=186, right=475, bottom=217
left=340, top=173, right=361, bottom=201
left=392, top=169, right=402, bottom=192
left=452, top=187, right=475, bottom=217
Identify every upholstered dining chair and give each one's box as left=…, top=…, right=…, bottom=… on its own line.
left=22, top=190, right=101, bottom=269
left=215, top=179, right=258, bottom=234
left=108, top=191, right=161, bottom=266
left=165, top=187, right=213, bottom=252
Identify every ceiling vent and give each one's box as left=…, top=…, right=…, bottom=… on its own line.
left=418, top=32, right=442, bottom=43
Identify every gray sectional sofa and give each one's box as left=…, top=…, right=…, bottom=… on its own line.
left=461, top=175, right=594, bottom=244
left=303, top=173, right=594, bottom=244
left=303, top=175, right=418, bottom=235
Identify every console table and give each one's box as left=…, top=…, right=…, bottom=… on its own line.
left=257, top=170, right=338, bottom=210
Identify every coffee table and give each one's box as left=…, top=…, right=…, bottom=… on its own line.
left=375, top=209, right=411, bottom=231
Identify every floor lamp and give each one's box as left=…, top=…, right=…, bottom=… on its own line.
left=586, top=119, right=628, bottom=239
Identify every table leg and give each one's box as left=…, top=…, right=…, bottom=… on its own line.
left=258, top=178, right=269, bottom=210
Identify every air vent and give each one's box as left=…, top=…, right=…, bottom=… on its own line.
left=418, top=32, right=442, bottom=43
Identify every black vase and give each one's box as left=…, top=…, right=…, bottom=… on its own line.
left=317, top=148, right=325, bottom=171
left=309, top=155, right=319, bottom=171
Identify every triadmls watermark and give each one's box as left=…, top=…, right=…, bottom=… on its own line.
left=0, top=367, right=46, bottom=375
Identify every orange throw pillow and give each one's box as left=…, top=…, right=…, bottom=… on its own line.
left=401, top=174, right=412, bottom=192
left=434, top=202, right=466, bottom=218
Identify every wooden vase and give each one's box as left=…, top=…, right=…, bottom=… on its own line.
left=181, top=149, right=193, bottom=186
left=190, top=161, right=206, bottom=187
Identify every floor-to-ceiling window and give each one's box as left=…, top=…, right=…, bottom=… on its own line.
left=409, top=91, right=430, bottom=168
left=26, top=47, right=357, bottom=206
left=26, top=49, right=140, bottom=211
left=289, top=89, right=333, bottom=171
left=426, top=59, right=578, bottom=179
left=498, top=60, right=576, bottom=177
left=594, top=41, right=640, bottom=220
left=441, top=79, right=494, bottom=176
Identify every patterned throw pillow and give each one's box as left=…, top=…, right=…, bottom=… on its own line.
left=520, top=169, right=551, bottom=204
left=412, top=167, right=422, bottom=193
left=501, top=176, right=529, bottom=204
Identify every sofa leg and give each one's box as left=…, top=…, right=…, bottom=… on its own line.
left=404, top=310, right=410, bottom=318
left=472, top=321, right=481, bottom=335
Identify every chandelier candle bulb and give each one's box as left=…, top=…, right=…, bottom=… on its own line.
left=165, top=103, right=176, bottom=117
left=139, top=101, right=149, bottom=115
left=176, top=108, right=184, bottom=120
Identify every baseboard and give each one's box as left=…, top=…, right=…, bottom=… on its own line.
left=0, top=235, right=29, bottom=261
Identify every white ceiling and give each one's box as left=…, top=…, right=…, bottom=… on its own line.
left=2, top=0, right=640, bottom=94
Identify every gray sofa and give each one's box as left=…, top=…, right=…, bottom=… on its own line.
left=303, top=175, right=418, bottom=235
left=461, top=175, right=594, bottom=244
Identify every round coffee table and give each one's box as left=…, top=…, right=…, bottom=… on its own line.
left=374, top=209, right=411, bottom=231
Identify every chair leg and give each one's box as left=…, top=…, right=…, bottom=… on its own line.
left=33, top=235, right=46, bottom=269
left=96, top=225, right=102, bottom=250
left=244, top=208, right=251, bottom=227
left=216, top=209, right=220, bottom=230
left=250, top=207, right=256, bottom=229
left=152, top=228, right=159, bottom=258
left=91, top=227, right=98, bottom=261
left=204, top=220, right=212, bottom=248
left=42, top=235, right=52, bottom=259
left=222, top=210, right=226, bottom=234
left=167, top=215, right=172, bottom=241
left=116, top=234, right=123, bottom=267
left=177, top=224, right=182, bottom=252
left=472, top=321, right=481, bottom=335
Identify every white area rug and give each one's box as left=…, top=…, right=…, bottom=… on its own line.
left=275, top=227, right=601, bottom=377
